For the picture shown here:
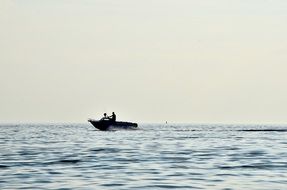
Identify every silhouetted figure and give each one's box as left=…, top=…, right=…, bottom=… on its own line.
left=100, top=113, right=108, bottom=120
left=109, top=112, right=116, bottom=122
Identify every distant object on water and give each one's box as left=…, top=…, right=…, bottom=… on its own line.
left=88, top=112, right=137, bottom=131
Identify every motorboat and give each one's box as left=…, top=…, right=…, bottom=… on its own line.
left=88, top=119, right=138, bottom=131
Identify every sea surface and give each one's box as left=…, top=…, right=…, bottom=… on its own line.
left=0, top=123, right=287, bottom=190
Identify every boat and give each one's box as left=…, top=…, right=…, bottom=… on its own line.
left=88, top=119, right=138, bottom=131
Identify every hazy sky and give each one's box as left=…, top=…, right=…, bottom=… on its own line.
left=1, top=0, right=287, bottom=123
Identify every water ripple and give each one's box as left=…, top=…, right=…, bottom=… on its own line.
left=0, top=123, right=287, bottom=189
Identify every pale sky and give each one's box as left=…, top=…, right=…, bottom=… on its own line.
left=1, top=0, right=287, bottom=123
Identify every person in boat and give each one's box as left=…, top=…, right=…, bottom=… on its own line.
left=109, top=112, right=116, bottom=122
left=100, top=113, right=108, bottom=121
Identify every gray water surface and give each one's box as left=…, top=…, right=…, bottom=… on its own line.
left=1, top=123, right=287, bottom=189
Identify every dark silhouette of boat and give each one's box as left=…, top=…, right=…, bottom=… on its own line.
left=88, top=119, right=138, bottom=131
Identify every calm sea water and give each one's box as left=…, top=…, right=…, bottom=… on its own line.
left=1, top=123, right=287, bottom=190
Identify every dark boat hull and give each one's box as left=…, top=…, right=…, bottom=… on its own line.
left=88, top=119, right=138, bottom=131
